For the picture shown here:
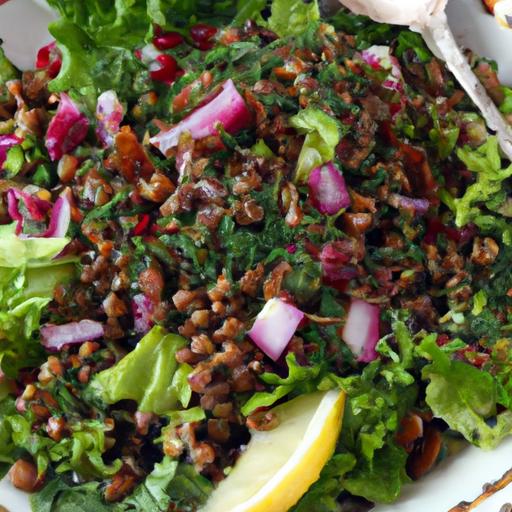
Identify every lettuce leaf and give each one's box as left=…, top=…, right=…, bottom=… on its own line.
left=290, top=106, right=341, bottom=183
left=89, top=326, right=190, bottom=414
left=448, top=137, right=512, bottom=244
left=48, top=18, right=147, bottom=100
left=5, top=412, right=120, bottom=478
left=418, top=335, right=512, bottom=449
left=241, top=353, right=324, bottom=415
left=342, top=443, right=409, bottom=504
left=31, top=479, right=118, bottom=512
left=0, top=397, right=16, bottom=478
left=0, top=226, right=75, bottom=377
left=124, top=459, right=212, bottom=511
left=267, top=0, right=320, bottom=38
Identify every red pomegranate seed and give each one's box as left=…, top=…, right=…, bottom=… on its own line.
left=36, top=41, right=55, bottom=69
left=36, top=41, right=62, bottom=78
left=48, top=58, right=62, bottom=79
left=150, top=54, right=179, bottom=84
left=153, top=31, right=184, bottom=50
left=197, top=40, right=215, bottom=51
left=190, top=23, right=217, bottom=44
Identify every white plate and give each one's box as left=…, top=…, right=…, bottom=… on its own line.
left=1, top=0, right=512, bottom=511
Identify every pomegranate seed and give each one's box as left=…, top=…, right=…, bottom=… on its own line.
left=197, top=40, right=215, bottom=51
left=48, top=57, right=62, bottom=79
left=36, top=41, right=61, bottom=77
left=150, top=54, right=179, bottom=84
left=190, top=23, right=217, bottom=44
left=36, top=41, right=55, bottom=69
left=153, top=31, right=183, bottom=50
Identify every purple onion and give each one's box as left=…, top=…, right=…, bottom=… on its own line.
left=150, top=79, right=252, bottom=155
left=320, top=242, right=357, bottom=283
left=40, top=196, right=71, bottom=238
left=0, top=134, right=23, bottom=169
left=247, top=298, right=304, bottom=361
left=45, top=93, right=89, bottom=161
left=96, top=90, right=124, bottom=147
left=342, top=298, right=380, bottom=363
left=132, top=293, right=154, bottom=334
left=388, top=193, right=430, bottom=216
left=308, top=162, right=351, bottom=216
left=40, top=319, right=104, bottom=351
left=7, top=188, right=51, bottom=235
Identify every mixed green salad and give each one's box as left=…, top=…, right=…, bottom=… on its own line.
left=1, top=0, right=512, bottom=510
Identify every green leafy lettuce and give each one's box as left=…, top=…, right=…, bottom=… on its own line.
left=4, top=412, right=121, bottom=478
left=267, top=0, right=320, bottom=37
left=125, top=458, right=212, bottom=511
left=418, top=335, right=512, bottom=449
left=0, top=224, right=75, bottom=376
left=89, top=326, right=191, bottom=414
left=31, top=458, right=211, bottom=512
left=447, top=136, right=512, bottom=244
left=290, top=106, right=341, bottom=183
left=241, top=353, right=324, bottom=415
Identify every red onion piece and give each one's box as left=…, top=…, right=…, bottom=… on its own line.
left=342, top=297, right=380, bottom=363
left=6, top=190, right=24, bottom=235
left=40, top=319, right=104, bottom=351
left=7, top=188, right=51, bottom=234
left=247, top=298, right=304, bottom=361
left=320, top=241, right=358, bottom=284
left=40, top=196, right=71, bottom=238
left=132, top=293, right=154, bottom=334
left=308, top=162, right=351, bottom=216
left=0, top=134, right=23, bottom=169
left=45, top=93, right=89, bottom=161
left=96, top=90, right=124, bottom=147
left=388, top=193, right=430, bottom=216
left=150, top=79, right=251, bottom=155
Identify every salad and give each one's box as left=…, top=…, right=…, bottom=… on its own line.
left=1, top=0, right=512, bottom=510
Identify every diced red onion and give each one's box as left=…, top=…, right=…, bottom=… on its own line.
left=247, top=298, right=304, bottom=361
left=320, top=241, right=357, bottom=283
left=308, top=162, right=351, bottom=216
left=45, top=93, right=89, bottom=161
left=132, top=293, right=154, bottom=334
left=40, top=196, right=71, bottom=238
left=7, top=188, right=51, bottom=234
left=342, top=297, right=380, bottom=363
left=40, top=319, right=104, bottom=351
left=96, top=90, right=124, bottom=147
left=360, top=45, right=405, bottom=115
left=150, top=79, right=251, bottom=155
left=388, top=193, right=430, bottom=216
left=0, top=134, right=23, bottom=169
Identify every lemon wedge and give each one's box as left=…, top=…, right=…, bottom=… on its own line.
left=201, top=389, right=346, bottom=512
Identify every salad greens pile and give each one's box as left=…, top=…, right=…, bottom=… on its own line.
left=1, top=0, right=512, bottom=510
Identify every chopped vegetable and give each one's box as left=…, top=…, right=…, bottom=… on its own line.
left=248, top=298, right=304, bottom=361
